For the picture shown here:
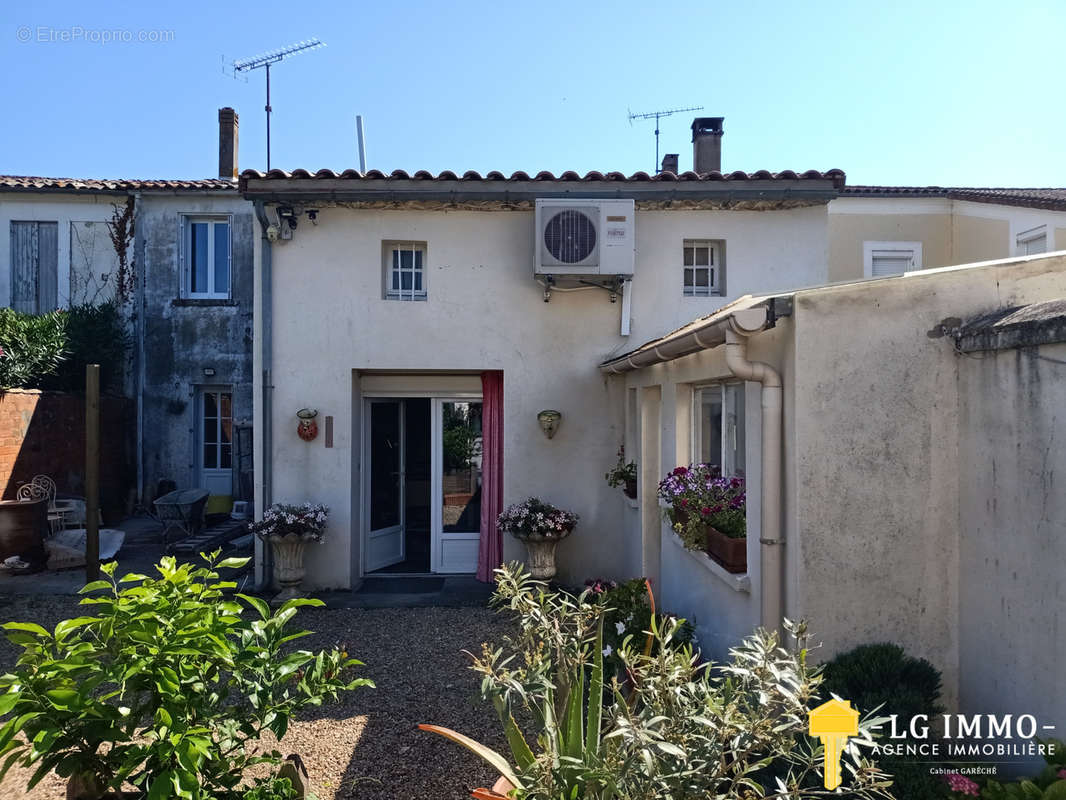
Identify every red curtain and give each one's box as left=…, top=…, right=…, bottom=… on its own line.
left=477, top=370, right=504, bottom=582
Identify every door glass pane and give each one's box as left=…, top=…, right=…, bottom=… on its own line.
left=213, top=222, right=230, bottom=294
left=442, top=401, right=483, bottom=533
left=697, top=387, right=723, bottom=470
left=190, top=222, right=209, bottom=293
left=203, top=391, right=217, bottom=418
left=370, top=402, right=402, bottom=530
left=220, top=444, right=232, bottom=469
left=203, top=444, right=217, bottom=470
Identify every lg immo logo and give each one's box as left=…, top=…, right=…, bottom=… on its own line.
left=879, top=714, right=1058, bottom=758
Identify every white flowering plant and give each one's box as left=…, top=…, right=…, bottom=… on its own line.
left=249, top=502, right=329, bottom=542
left=497, top=497, right=578, bottom=540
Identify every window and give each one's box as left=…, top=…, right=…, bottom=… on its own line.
left=863, top=241, right=922, bottom=277
left=10, top=221, right=58, bottom=313
left=683, top=240, right=722, bottom=296
left=181, top=216, right=231, bottom=298
left=384, top=242, right=427, bottom=301
left=1016, top=225, right=1047, bottom=256
left=693, top=383, right=745, bottom=477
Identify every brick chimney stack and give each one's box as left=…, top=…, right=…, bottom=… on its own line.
left=691, top=117, right=724, bottom=174
left=661, top=153, right=679, bottom=174
left=218, top=107, right=239, bottom=180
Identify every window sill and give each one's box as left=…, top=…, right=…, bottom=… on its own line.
left=172, top=298, right=238, bottom=307
left=666, top=528, right=750, bottom=593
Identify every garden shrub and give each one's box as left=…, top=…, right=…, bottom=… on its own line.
left=822, top=642, right=946, bottom=800
left=425, top=563, right=893, bottom=800
left=0, top=303, right=129, bottom=392
left=0, top=552, right=372, bottom=799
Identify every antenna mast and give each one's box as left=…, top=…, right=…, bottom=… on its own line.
left=233, top=38, right=326, bottom=171
left=628, top=105, right=704, bottom=172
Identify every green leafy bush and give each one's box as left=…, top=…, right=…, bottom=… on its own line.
left=423, top=563, right=893, bottom=800
left=822, top=642, right=945, bottom=800
left=0, top=552, right=372, bottom=799
left=0, top=308, right=67, bottom=389
left=0, top=303, right=129, bottom=392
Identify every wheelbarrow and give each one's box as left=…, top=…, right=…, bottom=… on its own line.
left=153, top=488, right=210, bottom=551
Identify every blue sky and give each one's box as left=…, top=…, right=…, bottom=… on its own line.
left=2, top=0, right=1064, bottom=187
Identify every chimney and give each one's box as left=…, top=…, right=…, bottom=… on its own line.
left=691, top=116, right=724, bottom=174
left=218, top=107, right=239, bottom=180
left=661, top=153, right=679, bottom=174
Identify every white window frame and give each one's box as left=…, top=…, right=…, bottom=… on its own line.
left=383, top=241, right=428, bottom=301
left=180, top=215, right=232, bottom=299
left=691, top=382, right=745, bottom=477
left=863, top=240, right=923, bottom=278
left=682, top=239, right=722, bottom=297
left=1015, top=225, right=1048, bottom=256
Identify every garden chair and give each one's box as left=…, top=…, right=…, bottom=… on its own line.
left=16, top=482, right=66, bottom=535
left=31, top=475, right=77, bottom=533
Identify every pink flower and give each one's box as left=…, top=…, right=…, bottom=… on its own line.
left=944, top=773, right=980, bottom=796
left=1058, top=769, right=1066, bottom=780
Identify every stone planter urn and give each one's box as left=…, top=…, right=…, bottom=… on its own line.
left=516, top=530, right=571, bottom=580
left=268, top=533, right=309, bottom=605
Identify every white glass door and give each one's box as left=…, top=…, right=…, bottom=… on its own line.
left=199, top=387, right=233, bottom=496
left=431, top=398, right=482, bottom=573
left=366, top=399, right=405, bottom=571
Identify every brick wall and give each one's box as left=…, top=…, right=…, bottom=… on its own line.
left=0, top=390, right=134, bottom=522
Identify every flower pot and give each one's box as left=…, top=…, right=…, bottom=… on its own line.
left=623, top=478, right=637, bottom=499
left=517, top=532, right=569, bottom=580
left=704, top=526, right=747, bottom=573
left=268, top=532, right=309, bottom=605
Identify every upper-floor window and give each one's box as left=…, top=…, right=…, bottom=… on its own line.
left=181, top=216, right=231, bottom=299
left=1016, top=225, right=1047, bottom=256
left=383, top=241, right=427, bottom=301
left=863, top=241, right=922, bottom=277
left=693, top=383, right=745, bottom=477
left=683, top=239, right=722, bottom=296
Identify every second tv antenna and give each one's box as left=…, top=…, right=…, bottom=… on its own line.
left=233, top=38, right=326, bottom=171
left=628, top=105, right=703, bottom=172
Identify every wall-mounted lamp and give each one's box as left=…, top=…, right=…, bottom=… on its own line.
left=537, top=409, right=562, bottom=440
left=203, top=367, right=216, bottom=377
left=296, top=408, right=319, bottom=441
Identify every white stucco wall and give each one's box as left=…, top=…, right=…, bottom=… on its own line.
left=0, top=192, right=125, bottom=308
left=259, top=203, right=829, bottom=590
left=956, top=341, right=1066, bottom=733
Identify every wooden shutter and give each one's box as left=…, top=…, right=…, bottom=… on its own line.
left=9, top=222, right=58, bottom=312
left=36, top=222, right=58, bottom=311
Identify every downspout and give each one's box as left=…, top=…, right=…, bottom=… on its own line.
left=253, top=200, right=274, bottom=590
left=132, top=191, right=145, bottom=508
left=724, top=313, right=784, bottom=632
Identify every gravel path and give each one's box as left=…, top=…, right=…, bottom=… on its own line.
left=0, top=596, right=517, bottom=800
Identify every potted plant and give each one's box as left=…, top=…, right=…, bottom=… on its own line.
left=249, top=502, right=329, bottom=604
left=604, top=445, right=638, bottom=499
left=657, top=464, right=747, bottom=572
left=497, top=497, right=578, bottom=580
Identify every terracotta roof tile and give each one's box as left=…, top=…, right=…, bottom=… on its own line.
left=0, top=175, right=236, bottom=193
left=843, top=185, right=1066, bottom=211
left=239, top=167, right=848, bottom=188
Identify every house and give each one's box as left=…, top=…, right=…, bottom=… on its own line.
left=828, top=185, right=1066, bottom=279
left=240, top=117, right=844, bottom=589
left=0, top=108, right=254, bottom=511
left=243, top=114, right=1065, bottom=725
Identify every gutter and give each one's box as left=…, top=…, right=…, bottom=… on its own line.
left=599, top=301, right=787, bottom=633
left=253, top=200, right=274, bottom=590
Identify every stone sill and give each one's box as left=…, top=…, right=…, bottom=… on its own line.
left=171, top=298, right=239, bottom=308
left=667, top=528, right=750, bottom=594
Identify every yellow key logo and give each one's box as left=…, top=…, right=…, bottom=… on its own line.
left=809, top=698, right=859, bottom=790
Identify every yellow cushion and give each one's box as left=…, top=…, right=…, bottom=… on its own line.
left=205, top=495, right=233, bottom=515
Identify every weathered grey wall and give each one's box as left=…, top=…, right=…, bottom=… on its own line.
left=136, top=193, right=253, bottom=499
left=957, top=341, right=1066, bottom=732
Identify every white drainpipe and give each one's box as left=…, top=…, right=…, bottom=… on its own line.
left=724, top=311, right=783, bottom=631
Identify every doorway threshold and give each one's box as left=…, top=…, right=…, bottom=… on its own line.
left=325, top=574, right=490, bottom=609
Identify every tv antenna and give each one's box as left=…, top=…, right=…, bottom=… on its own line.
left=628, top=105, right=703, bottom=172
left=233, top=38, right=326, bottom=171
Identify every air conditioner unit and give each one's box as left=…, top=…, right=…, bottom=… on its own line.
left=534, top=198, right=635, bottom=278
